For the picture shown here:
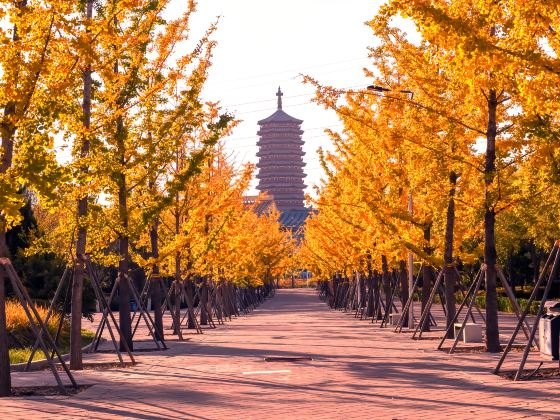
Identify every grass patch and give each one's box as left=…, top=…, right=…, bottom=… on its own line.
left=7, top=300, right=61, bottom=346
left=7, top=299, right=96, bottom=364
left=9, top=330, right=95, bottom=364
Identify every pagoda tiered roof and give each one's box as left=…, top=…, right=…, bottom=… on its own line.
left=256, top=150, right=305, bottom=158
left=257, top=109, right=303, bottom=125
left=255, top=87, right=311, bottom=233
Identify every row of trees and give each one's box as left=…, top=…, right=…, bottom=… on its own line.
left=301, top=0, right=560, bottom=352
left=0, top=0, right=294, bottom=396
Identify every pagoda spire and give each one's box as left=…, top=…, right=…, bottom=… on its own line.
left=276, top=86, right=283, bottom=110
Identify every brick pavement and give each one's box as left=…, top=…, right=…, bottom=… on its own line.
left=3, top=289, right=560, bottom=419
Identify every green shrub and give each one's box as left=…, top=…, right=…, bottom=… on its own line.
left=9, top=330, right=95, bottom=364
left=458, top=295, right=540, bottom=316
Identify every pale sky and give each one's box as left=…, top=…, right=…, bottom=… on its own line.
left=177, top=0, right=382, bottom=196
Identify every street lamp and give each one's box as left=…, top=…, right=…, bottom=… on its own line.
left=367, top=85, right=414, bottom=100
left=366, top=83, right=415, bottom=330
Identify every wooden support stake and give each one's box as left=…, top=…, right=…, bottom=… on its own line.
left=494, top=243, right=559, bottom=377
left=0, top=259, right=77, bottom=394
left=448, top=269, right=485, bottom=354
left=437, top=270, right=482, bottom=351
left=25, top=266, right=71, bottom=371
left=395, top=266, right=423, bottom=333
left=413, top=269, right=444, bottom=340
left=84, top=256, right=135, bottom=364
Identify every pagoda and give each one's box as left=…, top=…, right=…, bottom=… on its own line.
left=255, top=88, right=310, bottom=231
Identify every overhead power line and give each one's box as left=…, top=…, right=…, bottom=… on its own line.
left=210, top=57, right=369, bottom=85
left=224, top=124, right=343, bottom=143
left=221, top=84, right=364, bottom=108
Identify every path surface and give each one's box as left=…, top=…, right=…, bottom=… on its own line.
left=5, top=289, right=560, bottom=419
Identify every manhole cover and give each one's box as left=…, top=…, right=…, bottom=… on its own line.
left=264, top=357, right=313, bottom=362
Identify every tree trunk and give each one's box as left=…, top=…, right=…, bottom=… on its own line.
left=529, top=241, right=539, bottom=287
left=231, top=283, right=239, bottom=316
left=399, top=260, right=408, bottom=326
left=0, top=47, right=18, bottom=401
left=117, top=178, right=132, bottom=351
left=70, top=0, right=93, bottom=370
left=0, top=0, right=26, bottom=393
left=221, top=281, right=230, bottom=317
left=0, top=115, right=13, bottom=390
left=421, top=226, right=434, bottom=332
left=443, top=171, right=458, bottom=339
left=484, top=89, right=501, bottom=352
left=215, top=278, right=223, bottom=321
left=358, top=272, right=365, bottom=311
left=173, top=254, right=181, bottom=335
left=173, top=188, right=182, bottom=335
left=366, top=270, right=374, bottom=317
left=115, top=76, right=132, bottom=351
left=372, top=270, right=381, bottom=319
left=506, top=250, right=514, bottom=289
left=200, top=278, right=208, bottom=325
left=0, top=244, right=10, bottom=396
left=381, top=255, right=391, bottom=317
left=149, top=218, right=163, bottom=341
left=186, top=278, right=196, bottom=329
left=0, top=127, right=14, bottom=396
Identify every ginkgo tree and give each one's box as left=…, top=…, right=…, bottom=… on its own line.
left=150, top=141, right=294, bottom=330
left=302, top=0, right=560, bottom=353
left=0, top=0, right=295, bottom=397
left=218, top=205, right=295, bottom=288
left=375, top=0, right=549, bottom=352
left=301, top=72, right=476, bottom=332
left=0, top=0, right=77, bottom=396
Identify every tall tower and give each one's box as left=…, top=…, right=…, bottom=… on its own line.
left=256, top=87, right=307, bottom=212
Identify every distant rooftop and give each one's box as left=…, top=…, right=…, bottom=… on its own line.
left=244, top=193, right=314, bottom=237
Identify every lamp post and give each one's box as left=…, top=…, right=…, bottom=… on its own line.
left=367, top=84, right=415, bottom=330
left=407, top=193, right=414, bottom=329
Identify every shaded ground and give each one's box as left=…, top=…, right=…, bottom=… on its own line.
left=4, top=289, right=560, bottom=419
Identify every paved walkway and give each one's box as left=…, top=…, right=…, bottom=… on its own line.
left=4, top=289, right=560, bottom=419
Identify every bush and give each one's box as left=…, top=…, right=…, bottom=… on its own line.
left=467, top=295, right=540, bottom=316
left=6, top=300, right=60, bottom=348
left=6, top=300, right=95, bottom=364
left=518, top=298, right=540, bottom=315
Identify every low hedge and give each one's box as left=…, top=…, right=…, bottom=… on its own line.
left=454, top=293, right=540, bottom=315
left=471, top=296, right=540, bottom=315
left=6, top=300, right=95, bottom=364
left=6, top=300, right=61, bottom=348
